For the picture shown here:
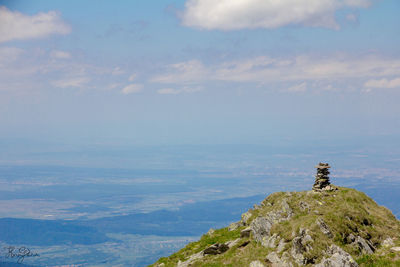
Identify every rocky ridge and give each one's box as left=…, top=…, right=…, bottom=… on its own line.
left=152, top=166, right=400, bottom=266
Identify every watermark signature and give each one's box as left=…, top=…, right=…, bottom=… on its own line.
left=4, top=246, right=40, bottom=263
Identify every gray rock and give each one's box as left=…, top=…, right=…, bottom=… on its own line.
left=281, top=199, right=294, bottom=218
left=250, top=199, right=293, bottom=242
left=206, top=228, right=215, bottom=236
left=299, top=201, right=310, bottom=212
left=177, top=251, right=204, bottom=267
left=249, top=260, right=265, bottom=267
left=291, top=228, right=313, bottom=265
left=228, top=222, right=241, bottom=231
left=354, top=236, right=374, bottom=254
left=382, top=237, right=394, bottom=247
left=262, top=233, right=279, bottom=248
left=315, top=245, right=358, bottom=267
left=203, top=243, right=229, bottom=255
left=266, top=252, right=281, bottom=263
left=250, top=216, right=273, bottom=242
left=241, top=227, right=252, bottom=238
left=317, top=218, right=333, bottom=238
left=277, top=238, right=287, bottom=253
left=225, top=238, right=241, bottom=248
left=241, top=211, right=252, bottom=225
left=391, top=247, right=400, bottom=252
left=266, top=252, right=293, bottom=267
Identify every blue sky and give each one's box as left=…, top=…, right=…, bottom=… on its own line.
left=0, top=0, right=399, bottom=146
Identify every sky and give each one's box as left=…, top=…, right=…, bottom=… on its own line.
left=0, top=0, right=399, bottom=147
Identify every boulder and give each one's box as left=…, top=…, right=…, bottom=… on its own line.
left=291, top=228, right=313, bottom=265
left=317, top=218, right=333, bottom=238
left=262, top=233, right=279, bottom=248
left=203, top=243, right=229, bottom=255
left=250, top=199, right=293, bottom=242
left=177, top=251, right=204, bottom=267
left=266, top=252, right=293, bottom=267
left=390, top=247, right=400, bottom=252
left=225, top=238, right=241, bottom=248
left=354, top=236, right=374, bottom=255
left=277, top=238, right=287, bottom=253
left=249, top=260, right=265, bottom=267
left=315, top=245, right=358, bottom=267
left=382, top=237, right=394, bottom=247
left=206, top=228, right=215, bottom=236
left=241, top=211, right=252, bottom=225
left=250, top=216, right=273, bottom=242
left=241, top=227, right=252, bottom=238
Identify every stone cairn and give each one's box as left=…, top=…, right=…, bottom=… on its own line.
left=312, top=163, right=335, bottom=191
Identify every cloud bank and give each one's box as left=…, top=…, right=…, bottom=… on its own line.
left=152, top=55, right=400, bottom=84
left=181, top=0, right=371, bottom=30
left=0, top=6, right=71, bottom=43
left=151, top=54, right=400, bottom=93
left=364, top=77, right=400, bottom=89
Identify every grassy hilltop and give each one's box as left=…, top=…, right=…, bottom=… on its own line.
left=151, top=187, right=400, bottom=267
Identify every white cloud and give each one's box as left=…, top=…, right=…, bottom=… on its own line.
left=287, top=82, right=307, bottom=92
left=364, top=77, right=400, bottom=89
left=157, top=86, right=202, bottom=95
left=0, top=6, right=71, bottom=43
left=128, top=74, right=137, bottom=81
left=181, top=0, right=371, bottom=30
left=121, top=84, right=143, bottom=94
left=50, top=50, right=70, bottom=59
left=52, top=76, right=90, bottom=88
left=151, top=60, right=207, bottom=84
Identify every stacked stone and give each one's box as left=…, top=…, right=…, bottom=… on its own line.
left=312, top=163, right=332, bottom=191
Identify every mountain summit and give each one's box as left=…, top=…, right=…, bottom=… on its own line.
left=151, top=164, right=400, bottom=266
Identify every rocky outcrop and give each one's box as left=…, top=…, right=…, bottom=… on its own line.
left=177, top=251, right=204, bottom=267
left=382, top=237, right=394, bottom=247
left=241, top=211, right=252, bottom=225
left=250, top=199, right=293, bottom=243
left=225, top=238, right=241, bottom=248
left=250, top=216, right=273, bottom=242
left=203, top=243, right=229, bottom=255
left=266, top=251, right=293, bottom=267
left=240, top=227, right=252, bottom=238
left=317, top=218, right=333, bottom=238
left=299, top=201, right=310, bottom=212
left=354, top=236, right=375, bottom=255
left=315, top=245, right=358, bottom=267
left=291, top=228, right=313, bottom=265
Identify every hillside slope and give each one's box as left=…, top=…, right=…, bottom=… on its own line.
left=151, top=187, right=400, bottom=266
